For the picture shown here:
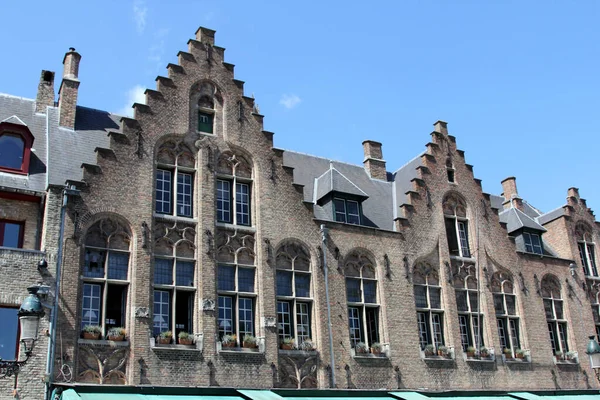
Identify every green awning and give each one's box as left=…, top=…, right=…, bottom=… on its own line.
left=59, top=389, right=245, bottom=400
left=390, top=393, right=433, bottom=400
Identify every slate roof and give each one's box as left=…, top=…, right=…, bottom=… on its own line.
left=314, top=166, right=369, bottom=202
left=498, top=207, right=547, bottom=234
left=537, top=206, right=566, bottom=225
left=0, top=94, right=49, bottom=193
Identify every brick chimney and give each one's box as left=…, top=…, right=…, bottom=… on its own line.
left=58, top=48, right=81, bottom=129
left=501, top=176, right=523, bottom=211
left=35, top=70, right=55, bottom=113
left=363, top=140, right=387, bottom=180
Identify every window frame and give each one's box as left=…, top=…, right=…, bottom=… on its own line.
left=217, top=262, right=257, bottom=344
left=0, top=306, right=20, bottom=361
left=445, top=216, right=471, bottom=258
left=0, top=219, right=25, bottom=248
left=333, top=197, right=361, bottom=225
left=345, top=266, right=379, bottom=349
left=216, top=177, right=252, bottom=226
left=455, top=277, right=484, bottom=352
left=0, top=122, right=34, bottom=175
left=493, top=279, right=521, bottom=357
left=542, top=281, right=569, bottom=355
left=523, top=232, right=543, bottom=255
left=414, top=272, right=445, bottom=351
left=579, top=240, right=598, bottom=277
left=155, top=166, right=195, bottom=218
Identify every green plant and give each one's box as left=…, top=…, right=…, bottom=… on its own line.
left=178, top=331, right=192, bottom=340
left=222, top=334, right=237, bottom=344
left=281, top=337, right=295, bottom=345
left=107, top=327, right=126, bottom=337
left=355, top=342, right=368, bottom=353
left=371, top=342, right=382, bottom=351
left=479, top=346, right=489, bottom=357
left=515, top=348, right=525, bottom=356
left=159, top=330, right=173, bottom=339
left=503, top=347, right=513, bottom=355
left=437, top=345, right=448, bottom=356
left=424, top=344, right=435, bottom=355
left=243, top=334, right=257, bottom=345
left=298, top=339, right=315, bottom=351
left=555, top=350, right=564, bottom=359
left=83, top=325, right=102, bottom=334
left=466, top=346, right=476, bottom=353
left=566, top=351, right=577, bottom=360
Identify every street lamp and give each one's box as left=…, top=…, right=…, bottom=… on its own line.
left=0, top=285, right=45, bottom=378
left=586, top=335, right=600, bottom=383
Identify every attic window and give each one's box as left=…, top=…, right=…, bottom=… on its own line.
left=0, top=122, right=34, bottom=175
left=523, top=232, right=543, bottom=255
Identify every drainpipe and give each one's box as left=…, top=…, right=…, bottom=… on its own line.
left=320, top=224, right=336, bottom=388
left=45, top=186, right=79, bottom=400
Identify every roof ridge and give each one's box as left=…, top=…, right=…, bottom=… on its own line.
left=0, top=93, right=35, bottom=102
left=392, top=151, right=426, bottom=175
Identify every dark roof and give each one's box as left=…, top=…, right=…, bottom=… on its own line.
left=537, top=206, right=566, bottom=225
left=498, top=207, right=547, bottom=234
left=315, top=166, right=369, bottom=201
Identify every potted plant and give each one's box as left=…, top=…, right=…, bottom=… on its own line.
left=503, top=347, right=513, bottom=359
left=298, top=339, right=315, bottom=351
left=178, top=331, right=194, bottom=345
left=355, top=342, right=369, bottom=354
left=242, top=334, right=257, bottom=349
left=566, top=351, right=577, bottom=362
left=158, top=330, right=173, bottom=344
left=371, top=342, right=383, bottom=355
left=222, top=334, right=237, bottom=348
left=479, top=346, right=490, bottom=358
left=515, top=348, right=525, bottom=360
left=424, top=344, right=435, bottom=356
left=82, top=325, right=102, bottom=340
left=280, top=337, right=295, bottom=350
left=437, top=345, right=448, bottom=357
left=555, top=350, right=564, bottom=361
left=466, top=346, right=476, bottom=358
left=107, top=327, right=126, bottom=341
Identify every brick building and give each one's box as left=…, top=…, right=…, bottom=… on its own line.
left=1, top=27, right=600, bottom=399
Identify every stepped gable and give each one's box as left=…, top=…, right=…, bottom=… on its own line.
left=0, top=94, right=48, bottom=192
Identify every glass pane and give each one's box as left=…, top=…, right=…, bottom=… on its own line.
left=505, top=294, right=516, bottom=315
left=432, top=313, right=443, bottom=347
left=216, top=180, right=231, bottom=223
left=588, top=244, right=598, bottom=276
left=417, top=312, right=429, bottom=349
left=176, top=261, right=194, bottom=286
left=105, top=284, right=127, bottom=329
left=363, top=280, right=376, bottom=303
left=238, top=268, right=255, bottom=293
left=174, top=291, right=193, bottom=336
left=176, top=173, right=193, bottom=217
left=445, top=218, right=459, bottom=256
left=238, top=297, right=254, bottom=337
left=155, top=169, right=172, bottom=214
left=107, top=252, right=129, bottom=280
left=346, top=279, right=361, bottom=302
left=295, top=273, right=310, bottom=298
left=198, top=111, right=214, bottom=133
left=493, top=294, right=505, bottom=315
left=347, top=307, right=362, bottom=347
left=593, top=305, right=600, bottom=324
left=554, top=300, right=564, bottom=320
left=333, top=199, right=346, bottom=223
left=154, top=258, right=173, bottom=285
left=531, top=234, right=543, bottom=254
left=81, top=283, right=102, bottom=330
left=277, top=301, right=292, bottom=339
left=218, top=296, right=233, bottom=337
left=84, top=249, right=106, bottom=278
left=523, top=233, right=534, bottom=253
left=497, top=318, right=507, bottom=349
left=429, top=287, right=441, bottom=309
left=0, top=308, right=18, bottom=360
left=543, top=299, right=554, bottom=319
left=458, top=221, right=470, bottom=257
left=276, top=270, right=293, bottom=296
left=217, top=265, right=235, bottom=291
left=365, top=307, right=379, bottom=345
left=1, top=222, right=22, bottom=248
left=153, top=290, right=170, bottom=336
left=414, top=285, right=427, bottom=308
left=236, top=183, right=250, bottom=226
left=468, top=291, right=479, bottom=312
left=0, top=133, right=25, bottom=169
left=346, top=201, right=360, bottom=225
left=296, top=302, right=311, bottom=343
left=456, top=291, right=468, bottom=312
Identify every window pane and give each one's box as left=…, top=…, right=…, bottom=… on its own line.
left=107, top=252, right=129, bottom=280
left=493, top=294, right=505, bottom=315
left=523, top=233, right=534, bottom=253
left=154, top=258, right=173, bottom=285
left=543, top=299, right=554, bottom=319
left=458, top=221, right=470, bottom=257
left=445, top=218, right=459, bottom=256
left=363, top=280, right=376, bottom=303
left=554, top=300, right=564, bottom=320
left=333, top=199, right=347, bottom=223
left=365, top=307, right=379, bottom=345
left=458, top=315, right=470, bottom=351
left=505, top=294, right=516, bottom=315
left=296, top=302, right=311, bottom=343
left=198, top=111, right=213, bottom=133
left=276, top=270, right=293, bottom=296
left=82, top=283, right=102, bottom=330
left=175, top=291, right=194, bottom=336
left=531, top=234, right=543, bottom=254
left=217, top=180, right=231, bottom=223
left=0, top=307, right=18, bottom=360
left=432, top=313, right=443, bottom=347
left=346, top=278, right=361, bottom=302
left=236, top=183, right=250, bottom=226
left=558, top=322, right=568, bottom=352
left=217, top=265, right=235, bottom=291
left=468, top=291, right=479, bottom=312
left=239, top=297, right=254, bottom=337
left=348, top=307, right=362, bottom=347
left=295, top=273, right=310, bottom=298
left=105, top=284, right=127, bottom=330
left=580, top=243, right=589, bottom=274
left=218, top=296, right=233, bottom=337
left=176, top=261, right=194, bottom=286
left=277, top=301, right=292, bottom=340
left=155, top=169, right=172, bottom=214
left=588, top=244, right=598, bottom=276
left=238, top=268, right=255, bottom=293
left=84, top=249, right=106, bottom=278
left=1, top=222, right=22, bottom=248
left=429, top=287, right=441, bottom=309
left=153, top=290, right=170, bottom=336
left=346, top=201, right=360, bottom=225
left=509, top=318, right=520, bottom=350
left=417, top=312, right=429, bottom=349
left=0, top=133, right=25, bottom=170
left=414, top=285, right=427, bottom=308
left=497, top=318, right=508, bottom=349
left=177, top=173, right=193, bottom=217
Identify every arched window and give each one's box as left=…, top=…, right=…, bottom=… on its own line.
left=81, top=218, right=131, bottom=335
left=491, top=272, right=521, bottom=356
left=216, top=151, right=252, bottom=226
left=155, top=140, right=196, bottom=218
left=275, top=241, right=312, bottom=346
left=153, top=222, right=196, bottom=340
left=453, top=262, right=483, bottom=351
left=575, top=222, right=597, bottom=277
left=541, top=275, right=568, bottom=355
left=443, top=193, right=471, bottom=258
left=344, top=251, right=379, bottom=349
left=413, top=263, right=444, bottom=351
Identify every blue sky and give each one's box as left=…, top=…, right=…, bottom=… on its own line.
left=1, top=1, right=598, bottom=214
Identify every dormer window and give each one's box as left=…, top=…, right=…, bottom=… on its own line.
left=0, top=121, right=34, bottom=175
left=333, top=198, right=361, bottom=225
left=523, top=232, right=543, bottom=255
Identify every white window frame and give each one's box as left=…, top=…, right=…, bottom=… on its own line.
left=155, top=156, right=195, bottom=218
left=579, top=240, right=598, bottom=277
left=523, top=232, right=543, bottom=255
left=333, top=198, right=361, bottom=225
left=446, top=216, right=471, bottom=258
left=543, top=289, right=568, bottom=354
left=455, top=279, right=484, bottom=351
left=276, top=260, right=312, bottom=347
left=216, top=177, right=252, bottom=226
left=345, top=272, right=379, bottom=348
left=414, top=274, right=444, bottom=351
left=217, top=263, right=257, bottom=344
left=493, top=281, right=521, bottom=357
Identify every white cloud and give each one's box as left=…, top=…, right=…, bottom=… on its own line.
left=117, top=85, right=146, bottom=117
left=133, top=0, right=147, bottom=34
left=280, top=94, right=301, bottom=109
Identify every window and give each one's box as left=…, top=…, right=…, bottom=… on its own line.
left=446, top=157, right=455, bottom=183
left=443, top=193, right=470, bottom=258
left=492, top=273, right=521, bottom=357
left=0, top=220, right=24, bottom=248
left=413, top=264, right=444, bottom=351
left=152, top=223, right=196, bottom=339
left=80, top=219, right=131, bottom=335
left=541, top=275, right=568, bottom=355
left=276, top=241, right=312, bottom=347
left=579, top=241, right=598, bottom=277
left=216, top=152, right=252, bottom=226
left=454, top=264, right=484, bottom=351
left=333, top=198, right=361, bottom=225
left=523, top=232, right=543, bottom=255
left=0, top=122, right=34, bottom=175
left=198, top=95, right=214, bottom=134
left=217, top=264, right=256, bottom=342
left=155, top=141, right=196, bottom=218
left=0, top=307, right=19, bottom=360
left=344, top=251, right=379, bottom=349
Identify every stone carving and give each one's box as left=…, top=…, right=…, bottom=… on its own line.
left=77, top=343, right=129, bottom=385
left=156, top=140, right=195, bottom=169
left=278, top=353, right=318, bottom=389
left=262, top=316, right=277, bottom=328
left=442, top=192, right=467, bottom=218
left=205, top=229, right=214, bottom=257
left=154, top=221, right=196, bottom=258
left=202, top=298, right=216, bottom=311
left=141, top=221, right=149, bottom=249
left=135, top=307, right=150, bottom=319
left=215, top=230, right=255, bottom=264
left=264, top=238, right=272, bottom=266
left=83, top=218, right=132, bottom=250
left=216, top=151, right=252, bottom=178
left=276, top=241, right=310, bottom=271
left=343, top=250, right=376, bottom=280
left=384, top=254, right=392, bottom=279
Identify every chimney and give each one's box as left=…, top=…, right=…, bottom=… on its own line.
left=362, top=140, right=387, bottom=180
left=58, top=48, right=81, bottom=129
left=35, top=70, right=55, bottom=113
left=567, top=187, right=579, bottom=198
left=501, top=176, right=523, bottom=211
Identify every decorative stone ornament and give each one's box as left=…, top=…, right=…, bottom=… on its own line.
left=262, top=316, right=277, bottom=328
left=202, top=298, right=216, bottom=311
left=134, top=307, right=149, bottom=319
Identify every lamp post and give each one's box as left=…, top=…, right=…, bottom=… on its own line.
left=586, top=335, right=600, bottom=383
left=0, top=285, right=45, bottom=378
